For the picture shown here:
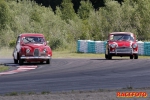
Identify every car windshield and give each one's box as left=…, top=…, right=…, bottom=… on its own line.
left=109, top=34, right=134, bottom=41
left=22, top=37, right=45, bottom=44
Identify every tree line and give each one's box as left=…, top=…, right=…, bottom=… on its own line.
left=0, top=0, right=150, bottom=51
left=33, top=0, right=123, bottom=11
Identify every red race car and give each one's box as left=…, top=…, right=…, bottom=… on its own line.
left=105, top=32, right=138, bottom=59
left=13, top=33, right=52, bottom=65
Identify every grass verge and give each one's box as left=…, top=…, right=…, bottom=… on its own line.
left=52, top=50, right=105, bottom=58
left=0, top=47, right=150, bottom=58
left=0, top=65, right=9, bottom=72
left=0, top=47, right=150, bottom=72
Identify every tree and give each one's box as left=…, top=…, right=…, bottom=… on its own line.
left=0, top=0, right=10, bottom=29
left=135, top=0, right=150, bottom=40
left=78, top=0, right=94, bottom=20
left=60, top=0, right=76, bottom=22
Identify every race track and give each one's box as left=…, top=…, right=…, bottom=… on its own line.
left=0, top=58, right=150, bottom=94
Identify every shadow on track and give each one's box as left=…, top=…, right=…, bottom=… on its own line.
left=90, top=58, right=131, bottom=60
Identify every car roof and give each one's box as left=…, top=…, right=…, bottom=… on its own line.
left=19, top=33, right=44, bottom=37
left=109, top=32, right=134, bottom=35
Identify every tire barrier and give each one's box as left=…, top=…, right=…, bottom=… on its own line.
left=77, top=40, right=106, bottom=54
left=138, top=41, right=144, bottom=55
left=144, top=42, right=150, bottom=56
left=77, top=40, right=147, bottom=56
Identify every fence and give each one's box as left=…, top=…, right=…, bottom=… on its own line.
left=77, top=40, right=146, bottom=55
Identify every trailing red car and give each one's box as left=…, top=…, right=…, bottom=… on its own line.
left=105, top=32, right=138, bottom=59
left=13, top=33, right=52, bottom=65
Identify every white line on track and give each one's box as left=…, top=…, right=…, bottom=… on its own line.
left=0, top=66, right=37, bottom=76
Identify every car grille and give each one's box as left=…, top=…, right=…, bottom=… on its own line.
left=116, top=47, right=132, bottom=53
left=34, top=49, right=40, bottom=56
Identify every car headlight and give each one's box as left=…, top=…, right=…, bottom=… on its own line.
left=26, top=49, right=30, bottom=53
left=132, top=43, right=137, bottom=48
left=43, top=48, right=47, bottom=53
left=110, top=44, right=116, bottom=48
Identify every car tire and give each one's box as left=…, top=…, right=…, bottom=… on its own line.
left=108, top=50, right=112, bottom=60
left=108, top=54, right=112, bottom=59
left=105, top=54, right=108, bottom=59
left=134, top=54, right=138, bottom=59
left=130, top=55, right=133, bottom=59
left=46, top=59, right=51, bottom=64
left=14, top=59, right=18, bottom=64
left=19, top=59, right=23, bottom=65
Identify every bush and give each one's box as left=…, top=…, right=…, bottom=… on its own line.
left=49, top=38, right=64, bottom=50
left=9, top=40, right=16, bottom=48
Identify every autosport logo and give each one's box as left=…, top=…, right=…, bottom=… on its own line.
left=116, top=91, right=148, bottom=98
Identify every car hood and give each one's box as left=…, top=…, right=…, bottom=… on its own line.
left=111, top=41, right=133, bottom=47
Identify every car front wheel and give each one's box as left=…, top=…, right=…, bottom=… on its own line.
left=134, top=54, right=138, bottom=59
left=14, top=59, right=18, bottom=64
left=46, top=59, right=51, bottom=64
left=108, top=50, right=112, bottom=60
left=108, top=54, right=112, bottom=59
left=130, top=55, right=133, bottom=59
left=105, top=54, right=108, bottom=59
left=19, top=59, right=23, bottom=65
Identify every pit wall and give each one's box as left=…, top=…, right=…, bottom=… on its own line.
left=77, top=40, right=146, bottom=55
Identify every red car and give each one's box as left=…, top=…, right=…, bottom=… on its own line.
left=105, top=32, right=138, bottom=59
left=13, top=33, right=52, bottom=65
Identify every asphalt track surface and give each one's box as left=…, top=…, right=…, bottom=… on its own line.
left=0, top=58, right=150, bottom=94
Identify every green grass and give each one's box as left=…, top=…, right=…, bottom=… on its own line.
left=0, top=65, right=9, bottom=72
left=0, top=47, right=14, bottom=58
left=52, top=50, right=150, bottom=59
left=52, top=50, right=105, bottom=58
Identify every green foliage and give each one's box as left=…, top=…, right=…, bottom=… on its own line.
left=7, top=92, right=18, bottom=96
left=78, top=0, right=94, bottom=19
left=9, top=40, right=16, bottom=47
left=0, top=0, right=10, bottom=29
left=135, top=0, right=150, bottom=40
left=66, top=18, right=90, bottom=41
left=30, top=9, right=41, bottom=23
left=49, top=38, right=65, bottom=50
left=60, top=0, right=77, bottom=22
left=0, top=65, right=9, bottom=72
left=88, top=10, right=104, bottom=40
left=55, top=6, right=62, bottom=17
left=41, top=91, right=50, bottom=94
left=1, top=0, right=150, bottom=50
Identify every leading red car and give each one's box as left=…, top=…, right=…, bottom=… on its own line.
left=105, top=32, right=138, bottom=59
left=13, top=33, right=52, bottom=65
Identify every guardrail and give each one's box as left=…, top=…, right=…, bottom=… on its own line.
left=77, top=40, right=146, bottom=55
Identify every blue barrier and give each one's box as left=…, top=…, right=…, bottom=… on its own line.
left=87, top=41, right=96, bottom=53
left=77, top=40, right=80, bottom=52
left=144, top=42, right=150, bottom=56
